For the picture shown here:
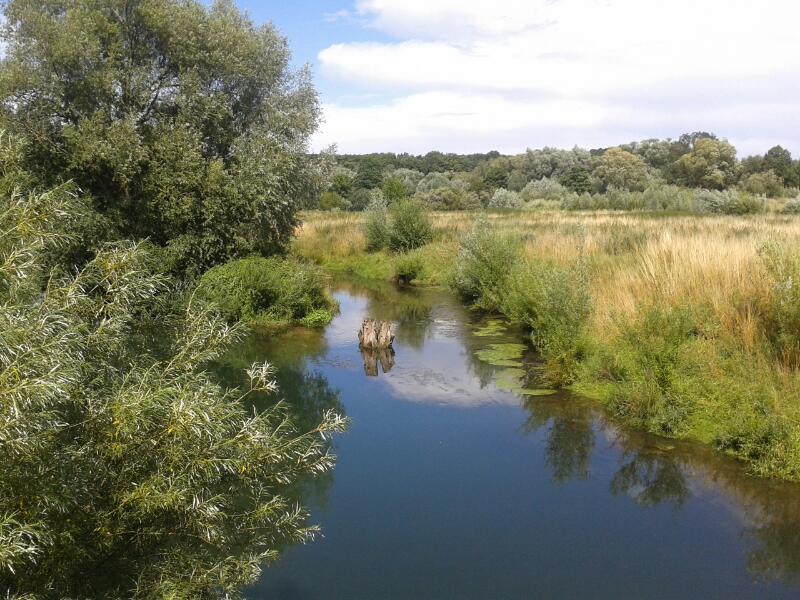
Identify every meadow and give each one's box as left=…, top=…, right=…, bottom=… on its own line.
left=295, top=209, right=800, bottom=481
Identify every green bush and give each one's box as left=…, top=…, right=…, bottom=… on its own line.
left=502, top=258, right=591, bottom=385
left=600, top=308, right=701, bottom=435
left=393, top=252, right=424, bottom=285
left=319, top=191, right=349, bottom=211
left=452, top=216, right=519, bottom=311
left=696, top=189, right=764, bottom=215
left=760, top=242, right=800, bottom=367
left=363, top=196, right=390, bottom=251
left=196, top=257, right=335, bottom=327
left=387, top=199, right=433, bottom=252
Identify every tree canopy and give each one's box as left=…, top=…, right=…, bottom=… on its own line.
left=1, top=0, right=323, bottom=276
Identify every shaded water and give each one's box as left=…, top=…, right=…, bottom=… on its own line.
left=238, top=279, right=800, bottom=600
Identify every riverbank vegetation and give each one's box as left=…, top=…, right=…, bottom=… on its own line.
left=0, top=0, right=342, bottom=596
left=294, top=209, right=800, bottom=480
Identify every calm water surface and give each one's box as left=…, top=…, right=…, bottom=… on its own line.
left=236, top=279, right=800, bottom=600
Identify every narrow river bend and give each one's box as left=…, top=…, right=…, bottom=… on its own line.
left=226, top=278, right=800, bottom=600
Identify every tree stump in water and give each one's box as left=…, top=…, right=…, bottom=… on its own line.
left=358, top=319, right=395, bottom=376
left=358, top=319, right=395, bottom=350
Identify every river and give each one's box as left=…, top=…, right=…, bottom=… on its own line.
left=230, top=278, right=800, bottom=600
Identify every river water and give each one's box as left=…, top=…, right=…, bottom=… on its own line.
left=237, top=278, right=800, bottom=600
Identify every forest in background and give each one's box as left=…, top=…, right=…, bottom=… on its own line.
left=314, top=134, right=800, bottom=213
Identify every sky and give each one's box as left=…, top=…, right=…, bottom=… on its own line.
left=237, top=0, right=800, bottom=157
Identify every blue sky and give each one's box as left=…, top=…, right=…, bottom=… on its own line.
left=230, top=1, right=800, bottom=157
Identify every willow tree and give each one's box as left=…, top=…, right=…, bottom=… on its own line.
left=0, top=171, right=346, bottom=596
left=0, top=0, right=324, bottom=276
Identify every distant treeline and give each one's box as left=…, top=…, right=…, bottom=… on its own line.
left=316, top=133, right=800, bottom=212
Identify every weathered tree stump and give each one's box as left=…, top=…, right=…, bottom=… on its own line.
left=358, top=319, right=396, bottom=376
left=358, top=319, right=395, bottom=350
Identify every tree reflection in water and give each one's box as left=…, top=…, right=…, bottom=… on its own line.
left=520, top=392, right=800, bottom=585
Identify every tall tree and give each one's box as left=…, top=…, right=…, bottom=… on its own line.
left=0, top=0, right=322, bottom=276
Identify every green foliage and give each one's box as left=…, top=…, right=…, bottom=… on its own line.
left=382, top=176, right=409, bottom=203
left=592, top=148, right=649, bottom=192
left=416, top=187, right=480, bottom=210
left=740, top=170, right=785, bottom=198
left=1, top=0, right=322, bottom=277
left=502, top=259, right=591, bottom=386
left=319, top=191, right=349, bottom=211
left=760, top=242, right=800, bottom=367
left=452, top=216, right=519, bottom=311
left=559, top=165, right=593, bottom=193
left=330, top=168, right=355, bottom=198
left=695, top=189, right=763, bottom=214
left=387, top=199, right=433, bottom=252
left=0, top=188, right=346, bottom=597
left=196, top=257, right=335, bottom=328
left=348, top=188, right=374, bottom=211
left=363, top=196, right=390, bottom=251
left=600, top=308, right=702, bottom=435
left=393, top=252, right=424, bottom=285
left=520, top=178, right=569, bottom=202
left=671, top=138, right=739, bottom=189
left=488, top=188, right=522, bottom=209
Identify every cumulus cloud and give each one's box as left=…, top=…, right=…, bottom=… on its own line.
left=313, top=0, right=800, bottom=155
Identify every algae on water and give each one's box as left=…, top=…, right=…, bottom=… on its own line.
left=473, top=319, right=508, bottom=337
left=474, top=343, right=527, bottom=368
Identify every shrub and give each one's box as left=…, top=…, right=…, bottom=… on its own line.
left=696, top=189, right=763, bottom=215
left=741, top=170, right=785, bottom=198
left=488, top=188, right=522, bottom=209
left=393, top=253, right=424, bottom=285
left=416, top=187, right=480, bottom=210
left=387, top=199, right=433, bottom=252
left=520, top=178, right=568, bottom=201
left=502, top=259, right=591, bottom=385
left=760, top=242, right=800, bottom=367
left=0, top=189, right=346, bottom=596
left=452, top=216, right=519, bottom=311
left=196, top=256, right=335, bottom=327
left=319, top=191, right=348, bottom=211
left=600, top=308, right=702, bottom=435
left=363, top=195, right=390, bottom=251
left=349, top=188, right=374, bottom=211
left=782, top=199, right=800, bottom=214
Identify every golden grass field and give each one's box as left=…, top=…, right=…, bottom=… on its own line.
left=295, top=210, right=799, bottom=360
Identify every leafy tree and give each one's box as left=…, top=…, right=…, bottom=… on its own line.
left=1, top=0, right=321, bottom=277
left=348, top=188, right=373, bottom=212
left=390, top=168, right=424, bottom=195
left=559, top=165, right=593, bottom=193
left=488, top=188, right=522, bottom=209
left=0, top=184, right=346, bottom=597
left=764, top=146, right=797, bottom=187
left=671, top=138, right=738, bottom=189
left=592, top=148, right=649, bottom=191
left=741, top=170, right=785, bottom=198
left=362, top=194, right=389, bottom=251
left=353, top=155, right=386, bottom=189
left=387, top=200, right=433, bottom=252
left=416, top=172, right=452, bottom=194
left=330, top=168, right=356, bottom=198
left=382, top=176, right=408, bottom=203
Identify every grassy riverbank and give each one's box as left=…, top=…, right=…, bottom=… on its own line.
left=294, top=210, right=800, bottom=481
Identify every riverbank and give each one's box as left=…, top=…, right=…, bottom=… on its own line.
left=293, top=210, right=800, bottom=482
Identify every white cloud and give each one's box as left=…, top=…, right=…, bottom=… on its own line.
left=314, top=0, right=800, bottom=155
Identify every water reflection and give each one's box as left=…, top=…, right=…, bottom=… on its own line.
left=522, top=388, right=800, bottom=584
left=522, top=395, right=595, bottom=484
left=360, top=347, right=396, bottom=376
